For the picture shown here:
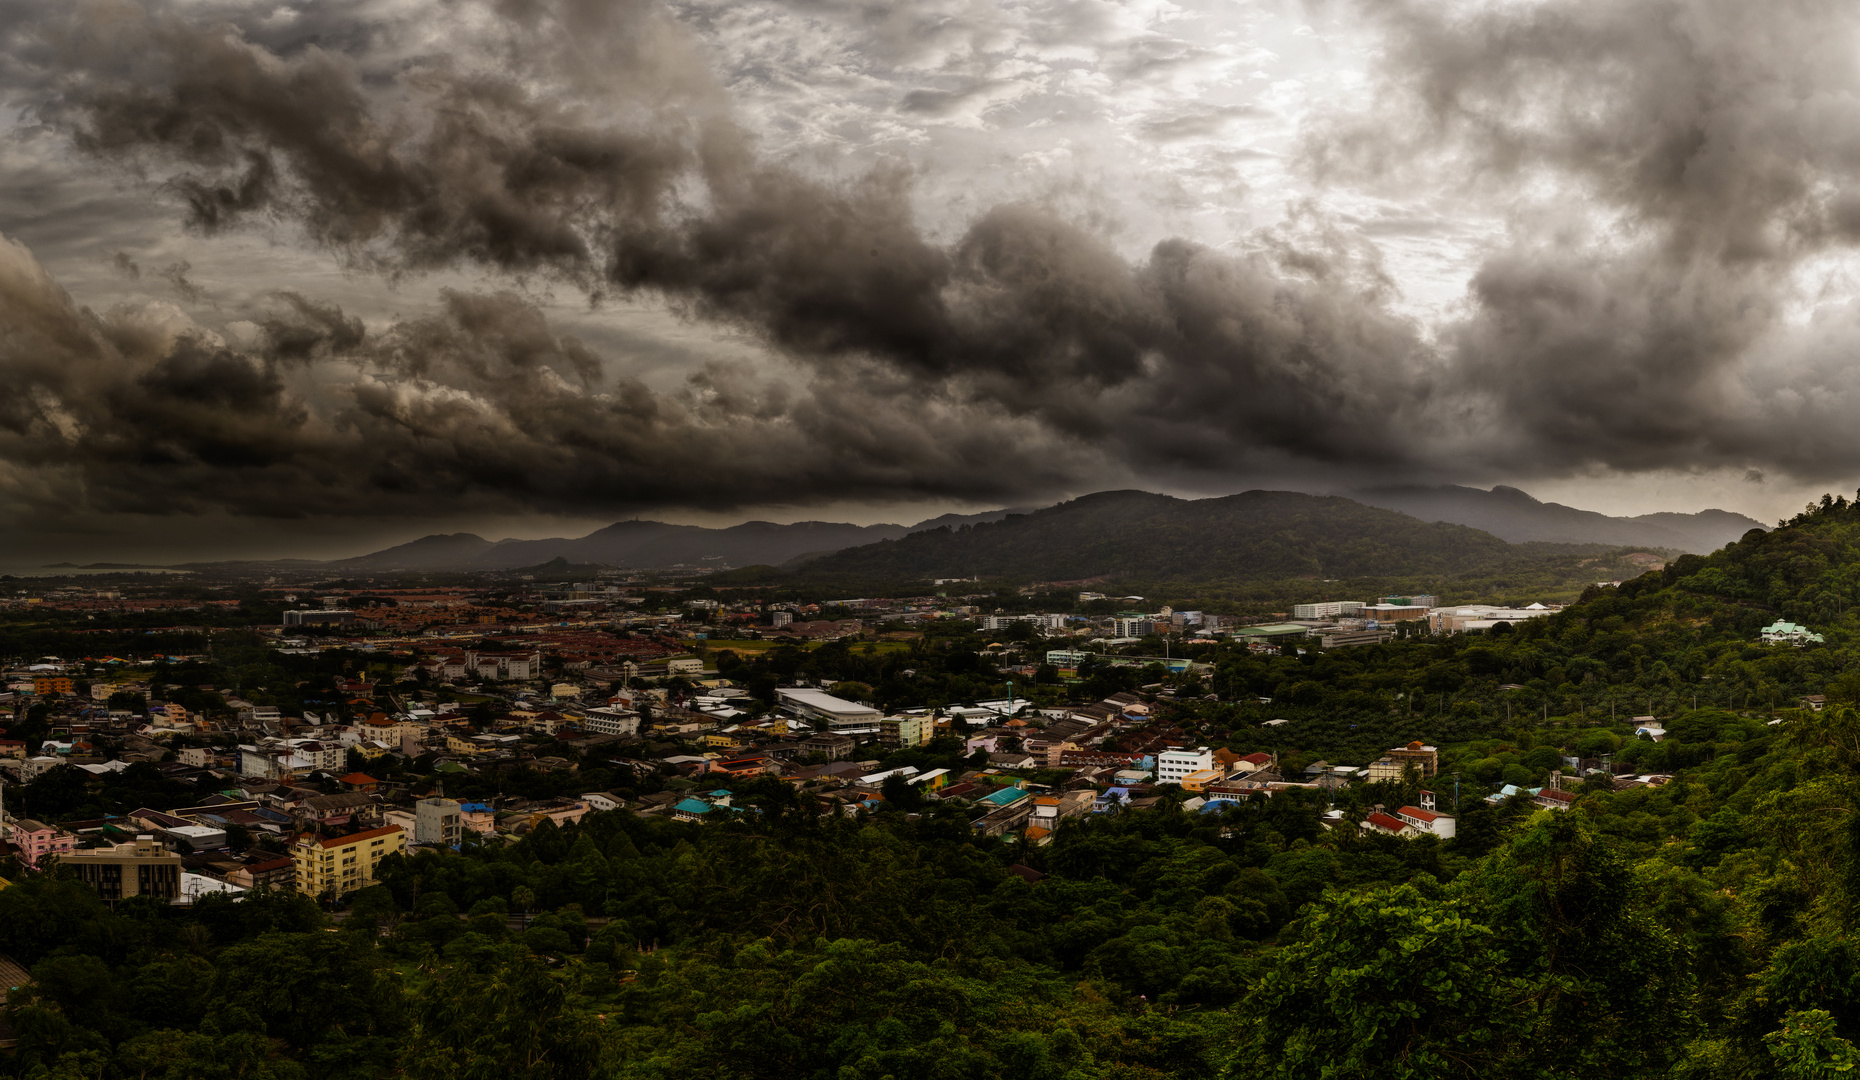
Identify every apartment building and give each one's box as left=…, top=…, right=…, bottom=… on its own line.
left=56, top=836, right=184, bottom=901
left=415, top=798, right=463, bottom=847
left=292, top=825, right=407, bottom=899
left=879, top=714, right=933, bottom=749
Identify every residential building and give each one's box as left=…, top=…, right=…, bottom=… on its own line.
left=226, top=855, right=297, bottom=892
left=879, top=714, right=933, bottom=749
left=292, top=825, right=407, bottom=899
left=673, top=798, right=714, bottom=822
left=1178, top=769, right=1224, bottom=792
left=1761, top=620, right=1825, bottom=646
left=1535, top=788, right=1578, bottom=812
left=459, top=803, right=497, bottom=835
left=1395, top=804, right=1457, bottom=839
left=415, top=798, right=462, bottom=846
left=282, top=609, right=355, bottom=627
left=20, top=756, right=62, bottom=781
left=296, top=792, right=380, bottom=831
left=1157, top=747, right=1215, bottom=784
left=1365, top=741, right=1439, bottom=781
left=581, top=707, right=640, bottom=737
left=801, top=732, right=859, bottom=760
left=1113, top=618, right=1155, bottom=638
left=56, top=836, right=183, bottom=901
left=10, top=819, right=73, bottom=868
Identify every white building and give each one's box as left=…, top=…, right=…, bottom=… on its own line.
left=581, top=708, right=641, bottom=737
left=1157, top=747, right=1215, bottom=784
left=1428, top=604, right=1559, bottom=633
left=1396, top=791, right=1457, bottom=839
left=415, top=797, right=462, bottom=846
left=1293, top=601, right=1365, bottom=620
left=776, top=687, right=881, bottom=732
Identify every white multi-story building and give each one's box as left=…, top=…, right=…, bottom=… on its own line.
left=1292, top=601, right=1365, bottom=620
left=415, top=797, right=462, bottom=846
left=239, top=737, right=344, bottom=779
left=1113, top=618, right=1156, bottom=638
left=1157, top=747, right=1215, bottom=784
left=581, top=708, right=640, bottom=737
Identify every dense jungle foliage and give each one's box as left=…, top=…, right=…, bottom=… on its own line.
left=10, top=704, right=1860, bottom=1080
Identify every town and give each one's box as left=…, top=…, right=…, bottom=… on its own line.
left=0, top=569, right=1685, bottom=907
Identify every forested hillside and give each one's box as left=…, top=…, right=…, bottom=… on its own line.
left=798, top=489, right=1613, bottom=583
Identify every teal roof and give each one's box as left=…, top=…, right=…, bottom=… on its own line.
left=981, top=786, right=1029, bottom=808
left=674, top=798, right=713, bottom=815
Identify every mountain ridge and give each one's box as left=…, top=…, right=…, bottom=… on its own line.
left=1348, top=484, right=1763, bottom=553
left=793, top=488, right=1571, bottom=583
left=330, top=509, right=1020, bottom=571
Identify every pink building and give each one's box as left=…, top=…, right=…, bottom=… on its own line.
left=12, top=818, right=74, bottom=867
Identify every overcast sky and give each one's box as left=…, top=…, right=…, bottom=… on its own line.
left=2, top=0, right=1858, bottom=566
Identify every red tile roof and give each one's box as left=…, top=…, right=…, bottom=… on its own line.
left=1364, top=811, right=1408, bottom=833
left=300, top=825, right=402, bottom=850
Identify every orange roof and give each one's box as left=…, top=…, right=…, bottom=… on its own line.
left=301, top=825, right=402, bottom=850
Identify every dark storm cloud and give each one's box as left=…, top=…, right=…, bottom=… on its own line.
left=1313, top=0, right=1860, bottom=480
left=34, top=0, right=1860, bottom=527
left=0, top=230, right=1086, bottom=520
left=0, top=0, right=1442, bottom=523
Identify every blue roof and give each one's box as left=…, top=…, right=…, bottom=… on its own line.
left=674, top=798, right=714, bottom=815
